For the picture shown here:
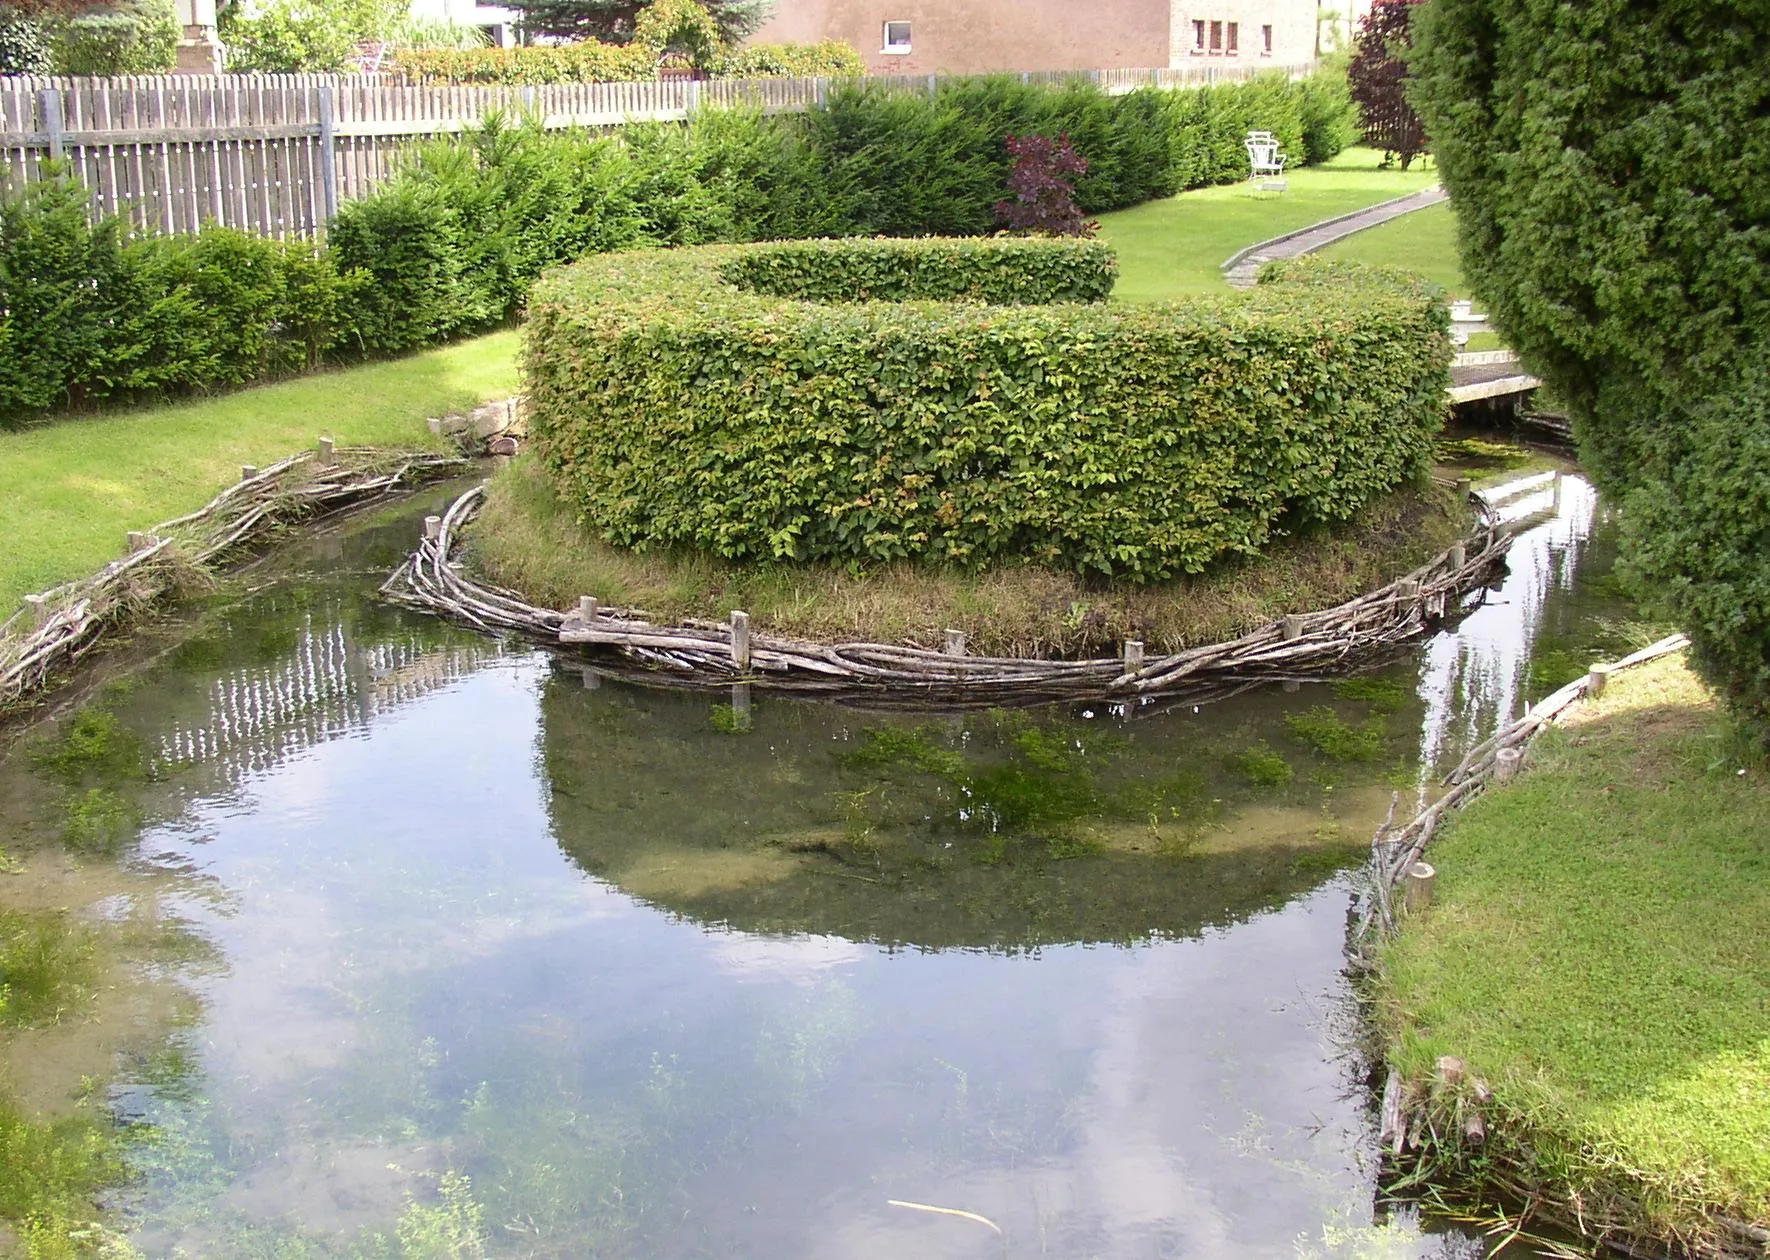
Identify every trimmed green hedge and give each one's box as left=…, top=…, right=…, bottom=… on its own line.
left=527, top=241, right=1448, bottom=580
left=2, top=69, right=1359, bottom=424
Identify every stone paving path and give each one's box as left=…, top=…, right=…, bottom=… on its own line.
left=1222, top=186, right=1450, bottom=288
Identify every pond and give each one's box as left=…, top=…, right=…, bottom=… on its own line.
left=0, top=466, right=1633, bottom=1258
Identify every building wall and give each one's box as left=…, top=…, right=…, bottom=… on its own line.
left=1167, top=0, right=1318, bottom=67
left=747, top=0, right=1171, bottom=75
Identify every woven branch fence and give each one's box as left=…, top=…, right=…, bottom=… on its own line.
left=1361, top=630, right=1694, bottom=943
left=0, top=446, right=470, bottom=712
left=380, top=480, right=1513, bottom=705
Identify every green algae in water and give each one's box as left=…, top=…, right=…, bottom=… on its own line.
left=30, top=706, right=145, bottom=785
left=1284, top=707, right=1389, bottom=762
left=0, top=910, right=98, bottom=1027
left=58, top=785, right=142, bottom=854
left=1331, top=676, right=1411, bottom=714
left=708, top=703, right=753, bottom=735
left=1225, top=741, right=1294, bottom=787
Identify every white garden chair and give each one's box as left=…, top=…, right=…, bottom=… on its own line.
left=1245, top=130, right=1288, bottom=181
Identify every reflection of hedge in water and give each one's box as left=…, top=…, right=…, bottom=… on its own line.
left=537, top=670, right=1421, bottom=950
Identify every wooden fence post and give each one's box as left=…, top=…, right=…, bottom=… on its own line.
left=1403, top=861, right=1436, bottom=913
left=943, top=629, right=966, bottom=656
left=1123, top=639, right=1144, bottom=672
left=317, top=84, right=338, bottom=223
left=40, top=87, right=66, bottom=160
left=578, top=595, right=598, bottom=622
left=730, top=609, right=751, bottom=670
left=1587, top=662, right=1613, bottom=698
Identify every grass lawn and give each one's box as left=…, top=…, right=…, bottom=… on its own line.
left=470, top=457, right=1466, bottom=657
left=0, top=330, right=520, bottom=615
left=1375, top=653, right=1770, bottom=1244
left=1315, top=199, right=1468, bottom=297
left=1097, top=147, right=1440, bottom=301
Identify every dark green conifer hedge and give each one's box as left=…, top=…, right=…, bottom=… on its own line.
left=526, top=242, right=1447, bottom=578
left=1411, top=0, right=1770, bottom=727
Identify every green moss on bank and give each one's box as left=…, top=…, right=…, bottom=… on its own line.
left=469, top=457, right=1467, bottom=659
left=1374, top=653, right=1770, bottom=1247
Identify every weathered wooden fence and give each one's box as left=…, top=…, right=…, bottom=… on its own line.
left=0, top=60, right=1312, bottom=239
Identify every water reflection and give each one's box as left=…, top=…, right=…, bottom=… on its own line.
left=0, top=474, right=1634, bottom=1259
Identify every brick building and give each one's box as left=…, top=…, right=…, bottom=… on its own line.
left=749, top=0, right=1347, bottom=75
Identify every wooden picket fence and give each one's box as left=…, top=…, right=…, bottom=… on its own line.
left=0, top=60, right=1312, bottom=240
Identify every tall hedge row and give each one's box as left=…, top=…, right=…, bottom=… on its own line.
left=1410, top=0, right=1770, bottom=729
left=1, top=69, right=1357, bottom=426
left=525, top=242, right=1447, bottom=579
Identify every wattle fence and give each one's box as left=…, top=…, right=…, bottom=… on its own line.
left=0, top=60, right=1312, bottom=240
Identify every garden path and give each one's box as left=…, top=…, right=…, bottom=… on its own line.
left=1222, top=186, right=1450, bottom=287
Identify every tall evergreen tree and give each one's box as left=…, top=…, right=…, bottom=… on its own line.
left=1411, top=0, right=1770, bottom=730
left=507, top=0, right=768, bottom=46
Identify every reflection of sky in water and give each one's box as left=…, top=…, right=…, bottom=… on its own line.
left=121, top=657, right=1482, bottom=1258
left=1414, top=474, right=1601, bottom=789
left=51, top=478, right=1620, bottom=1260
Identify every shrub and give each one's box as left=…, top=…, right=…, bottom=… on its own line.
left=1297, top=58, right=1358, bottom=165
left=50, top=0, right=178, bottom=74
left=388, top=41, right=654, bottom=83
left=220, top=0, right=364, bottom=73
left=326, top=184, right=468, bottom=354
left=0, top=5, right=51, bottom=72
left=1348, top=0, right=1426, bottom=168
left=710, top=39, right=864, bottom=78
left=994, top=132, right=1096, bottom=237
left=525, top=243, right=1448, bottom=579
left=1410, top=0, right=1770, bottom=731
left=0, top=169, right=351, bottom=420
left=0, top=167, right=134, bottom=418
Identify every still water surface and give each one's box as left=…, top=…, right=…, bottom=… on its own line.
left=0, top=469, right=1626, bottom=1258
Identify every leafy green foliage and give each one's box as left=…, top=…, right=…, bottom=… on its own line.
left=0, top=170, right=355, bottom=422
left=0, top=4, right=51, bottom=72
left=527, top=243, right=1447, bottom=578
left=392, top=37, right=862, bottom=83
left=1410, top=0, right=1770, bottom=734
left=48, top=0, right=177, bottom=73
left=710, top=39, right=862, bottom=78
left=2, top=67, right=1357, bottom=425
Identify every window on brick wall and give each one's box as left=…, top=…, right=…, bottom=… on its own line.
left=1261, top=22, right=1272, bottom=53
left=1226, top=20, right=1238, bottom=53
left=1192, top=18, right=1206, bottom=53
left=882, top=20, right=911, bottom=53
left=1209, top=19, right=1222, bottom=52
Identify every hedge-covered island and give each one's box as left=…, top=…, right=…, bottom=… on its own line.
left=469, top=239, right=1463, bottom=654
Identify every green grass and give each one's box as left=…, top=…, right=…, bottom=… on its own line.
left=1315, top=199, right=1467, bottom=297
left=0, top=330, right=520, bottom=615
left=1096, top=147, right=1440, bottom=301
left=1376, top=653, right=1770, bottom=1242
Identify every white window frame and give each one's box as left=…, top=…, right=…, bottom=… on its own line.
left=882, top=19, right=912, bottom=54
left=1260, top=22, right=1273, bottom=54
left=1226, top=20, right=1239, bottom=54
left=1191, top=18, right=1206, bottom=53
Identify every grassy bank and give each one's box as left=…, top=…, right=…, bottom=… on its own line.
left=469, top=457, right=1467, bottom=657
left=1373, top=653, right=1770, bottom=1250
left=0, top=331, right=520, bottom=616
left=1095, top=147, right=1440, bottom=301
